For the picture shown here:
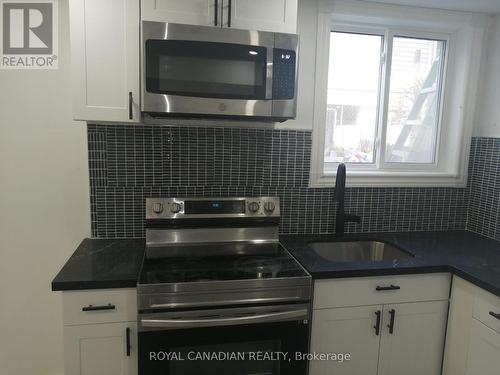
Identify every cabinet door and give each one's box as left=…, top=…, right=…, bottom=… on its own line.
left=64, top=322, right=137, bottom=375
left=464, top=318, right=500, bottom=375
left=309, top=305, right=382, bottom=375
left=70, top=0, right=140, bottom=122
left=378, top=301, right=448, bottom=375
left=141, top=0, right=219, bottom=26
left=226, top=0, right=297, bottom=33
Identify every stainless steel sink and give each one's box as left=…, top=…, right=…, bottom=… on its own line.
left=308, top=241, right=414, bottom=262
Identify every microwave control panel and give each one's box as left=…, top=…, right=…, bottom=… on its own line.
left=272, top=49, right=296, bottom=100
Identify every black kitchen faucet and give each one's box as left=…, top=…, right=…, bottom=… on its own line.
left=334, top=163, right=361, bottom=237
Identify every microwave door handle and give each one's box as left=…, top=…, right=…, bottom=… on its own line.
left=265, top=48, right=273, bottom=100
left=141, top=308, right=308, bottom=329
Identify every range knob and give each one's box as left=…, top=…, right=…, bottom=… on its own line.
left=152, top=203, right=164, bottom=214
left=248, top=202, right=260, bottom=213
left=170, top=202, right=182, bottom=213
left=264, top=201, right=276, bottom=213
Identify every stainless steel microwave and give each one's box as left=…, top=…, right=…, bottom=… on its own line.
left=141, top=22, right=299, bottom=122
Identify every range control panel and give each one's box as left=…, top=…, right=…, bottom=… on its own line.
left=146, top=197, right=280, bottom=219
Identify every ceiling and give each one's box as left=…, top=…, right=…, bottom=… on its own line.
left=361, top=0, right=500, bottom=14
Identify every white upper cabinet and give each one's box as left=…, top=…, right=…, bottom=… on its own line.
left=142, top=0, right=297, bottom=33
left=226, top=0, right=297, bottom=33
left=141, top=0, right=219, bottom=26
left=70, top=0, right=140, bottom=122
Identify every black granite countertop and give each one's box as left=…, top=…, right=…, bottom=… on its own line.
left=52, top=231, right=500, bottom=296
left=281, top=231, right=500, bottom=297
left=51, top=238, right=145, bottom=291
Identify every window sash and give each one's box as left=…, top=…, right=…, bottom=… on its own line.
left=326, top=30, right=384, bottom=166
left=325, top=24, right=449, bottom=174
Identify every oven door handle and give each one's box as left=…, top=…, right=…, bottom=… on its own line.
left=140, top=308, right=308, bottom=329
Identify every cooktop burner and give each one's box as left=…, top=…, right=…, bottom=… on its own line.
left=138, top=243, right=308, bottom=285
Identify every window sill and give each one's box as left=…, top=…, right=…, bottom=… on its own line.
left=310, top=171, right=467, bottom=188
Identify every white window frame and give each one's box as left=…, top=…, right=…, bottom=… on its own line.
left=310, top=0, right=488, bottom=188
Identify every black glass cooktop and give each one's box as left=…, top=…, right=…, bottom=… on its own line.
left=139, top=243, right=308, bottom=285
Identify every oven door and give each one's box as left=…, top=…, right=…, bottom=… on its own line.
left=138, top=304, right=310, bottom=375
left=141, top=22, right=274, bottom=118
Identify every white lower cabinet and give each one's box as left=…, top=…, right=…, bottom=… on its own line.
left=62, top=289, right=138, bottom=375
left=377, top=301, right=448, bottom=375
left=309, top=274, right=451, bottom=375
left=310, top=305, right=382, bottom=375
left=443, top=276, right=500, bottom=375
left=64, top=322, right=137, bottom=375
left=464, top=318, right=500, bottom=375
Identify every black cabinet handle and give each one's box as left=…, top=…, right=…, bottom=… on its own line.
left=376, top=285, right=401, bottom=291
left=227, top=0, right=232, bottom=27
left=490, top=311, right=500, bottom=320
left=82, top=303, right=115, bottom=312
left=214, top=0, right=218, bottom=26
left=374, top=310, right=381, bottom=336
left=128, top=92, right=133, bottom=120
left=387, top=309, right=396, bottom=334
left=126, top=327, right=131, bottom=356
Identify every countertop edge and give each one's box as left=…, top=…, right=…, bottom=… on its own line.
left=51, top=280, right=138, bottom=292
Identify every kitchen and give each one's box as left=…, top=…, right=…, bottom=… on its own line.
left=0, top=0, right=499, bottom=374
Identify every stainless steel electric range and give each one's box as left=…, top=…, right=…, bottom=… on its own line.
left=137, top=197, right=312, bottom=375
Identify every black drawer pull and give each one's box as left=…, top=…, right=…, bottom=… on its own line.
left=387, top=309, right=396, bottom=334
left=376, top=285, right=401, bottom=291
left=490, top=311, right=500, bottom=320
left=82, top=304, right=116, bottom=312
left=374, top=310, right=381, bottom=336
left=126, top=327, right=131, bottom=356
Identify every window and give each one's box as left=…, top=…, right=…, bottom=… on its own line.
left=386, top=37, right=445, bottom=164
left=324, top=30, right=446, bottom=173
left=310, top=3, right=487, bottom=188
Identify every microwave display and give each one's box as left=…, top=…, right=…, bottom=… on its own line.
left=146, top=40, right=267, bottom=100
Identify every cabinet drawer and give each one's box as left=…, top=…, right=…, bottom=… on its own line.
left=63, top=288, right=137, bottom=326
left=314, top=273, right=451, bottom=309
left=473, top=289, right=500, bottom=333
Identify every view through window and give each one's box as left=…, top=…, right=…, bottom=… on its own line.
left=324, top=31, right=446, bottom=172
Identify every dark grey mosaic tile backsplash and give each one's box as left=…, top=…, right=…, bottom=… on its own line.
left=88, top=125, right=498, bottom=240
left=467, top=137, right=500, bottom=240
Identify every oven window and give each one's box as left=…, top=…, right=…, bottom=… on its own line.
left=146, top=40, right=268, bottom=99
left=139, top=320, right=308, bottom=375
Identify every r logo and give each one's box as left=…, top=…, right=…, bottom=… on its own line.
left=1, top=0, right=58, bottom=69
left=2, top=2, right=53, bottom=54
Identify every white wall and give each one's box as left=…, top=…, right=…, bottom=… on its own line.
left=474, top=13, right=500, bottom=137
left=0, top=1, right=90, bottom=374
